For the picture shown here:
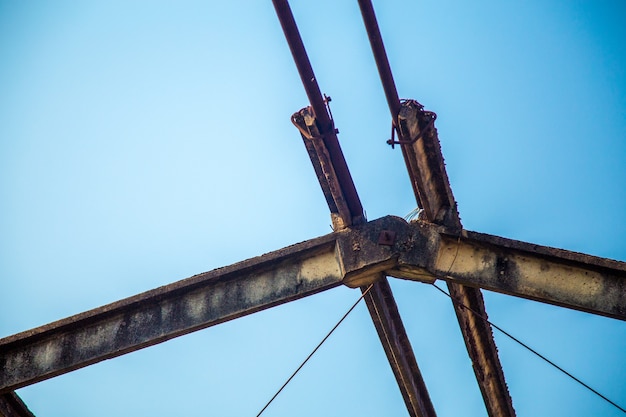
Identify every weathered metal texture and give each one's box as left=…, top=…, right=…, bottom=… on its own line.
left=292, top=108, right=354, bottom=230
left=446, top=284, right=515, bottom=417
left=276, top=4, right=438, bottom=414
left=358, top=8, right=514, bottom=411
left=0, top=231, right=345, bottom=394
left=357, top=1, right=459, bottom=229
left=0, top=393, right=35, bottom=417
left=273, top=0, right=364, bottom=227
left=363, top=276, right=437, bottom=417
left=431, top=231, right=626, bottom=320
left=358, top=218, right=626, bottom=319
left=395, top=101, right=460, bottom=228
left=395, top=221, right=626, bottom=414
left=356, top=2, right=515, bottom=414
left=293, top=111, right=439, bottom=417
left=444, top=287, right=514, bottom=417
left=337, top=216, right=408, bottom=288
left=407, top=119, right=516, bottom=416
left=2, top=215, right=625, bottom=397
left=0, top=216, right=420, bottom=395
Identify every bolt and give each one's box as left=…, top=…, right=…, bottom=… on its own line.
left=378, top=230, right=396, bottom=246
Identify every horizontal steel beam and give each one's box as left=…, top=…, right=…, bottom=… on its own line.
left=431, top=229, right=626, bottom=320
left=0, top=216, right=406, bottom=394
left=3, top=216, right=623, bottom=394
left=0, top=231, right=347, bottom=393
left=389, top=220, right=626, bottom=320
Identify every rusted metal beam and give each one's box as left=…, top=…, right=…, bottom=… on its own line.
left=0, top=215, right=424, bottom=395
left=292, top=108, right=356, bottom=230
left=427, top=228, right=626, bottom=320
left=293, top=116, right=439, bottom=417
left=444, top=285, right=515, bottom=417
left=0, top=231, right=346, bottom=393
left=394, top=100, right=460, bottom=227
left=345, top=217, right=626, bottom=319
left=336, top=216, right=437, bottom=417
left=0, top=393, right=35, bottom=417
left=274, top=5, right=438, bottom=416
left=356, top=2, right=515, bottom=415
left=363, top=277, right=437, bottom=417
left=2, top=215, right=624, bottom=395
left=357, top=1, right=459, bottom=227
left=446, top=292, right=514, bottom=416
left=273, top=0, right=364, bottom=228
left=395, top=111, right=513, bottom=415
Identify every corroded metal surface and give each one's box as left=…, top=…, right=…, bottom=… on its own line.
left=273, top=0, right=364, bottom=228
left=0, top=231, right=344, bottom=393
left=358, top=6, right=514, bottom=410
left=397, top=101, right=514, bottom=417
left=355, top=5, right=511, bottom=412
left=363, top=276, right=437, bottom=417
left=447, top=285, right=515, bottom=417
left=292, top=107, right=354, bottom=230
left=395, top=100, right=460, bottom=228
left=2, top=215, right=624, bottom=396
left=278, top=2, right=437, bottom=412
left=432, top=231, right=626, bottom=320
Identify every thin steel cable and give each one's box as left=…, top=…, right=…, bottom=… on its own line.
left=255, top=284, right=374, bottom=417
left=431, top=282, right=626, bottom=414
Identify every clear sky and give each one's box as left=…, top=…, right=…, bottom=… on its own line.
left=1, top=1, right=625, bottom=416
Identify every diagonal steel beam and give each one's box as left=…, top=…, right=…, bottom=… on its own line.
left=272, top=0, right=364, bottom=229
left=397, top=109, right=516, bottom=417
left=273, top=2, right=438, bottom=415
left=363, top=276, right=437, bottom=417
left=356, top=2, right=516, bottom=415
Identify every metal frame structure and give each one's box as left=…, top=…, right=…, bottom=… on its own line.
left=2, top=2, right=625, bottom=416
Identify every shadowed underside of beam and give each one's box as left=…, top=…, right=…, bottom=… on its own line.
left=0, top=393, right=35, bottom=417
left=362, top=277, right=437, bottom=417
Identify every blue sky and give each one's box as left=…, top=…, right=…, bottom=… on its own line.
left=1, top=1, right=625, bottom=416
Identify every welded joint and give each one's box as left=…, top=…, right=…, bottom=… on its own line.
left=336, top=216, right=440, bottom=288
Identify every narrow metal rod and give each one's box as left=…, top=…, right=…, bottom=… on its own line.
left=272, top=0, right=364, bottom=224
left=272, top=0, right=328, bottom=124
left=357, top=0, right=401, bottom=119
left=356, top=3, right=516, bottom=415
left=356, top=0, right=426, bottom=209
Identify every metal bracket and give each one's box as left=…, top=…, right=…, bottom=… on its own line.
left=387, top=99, right=437, bottom=149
